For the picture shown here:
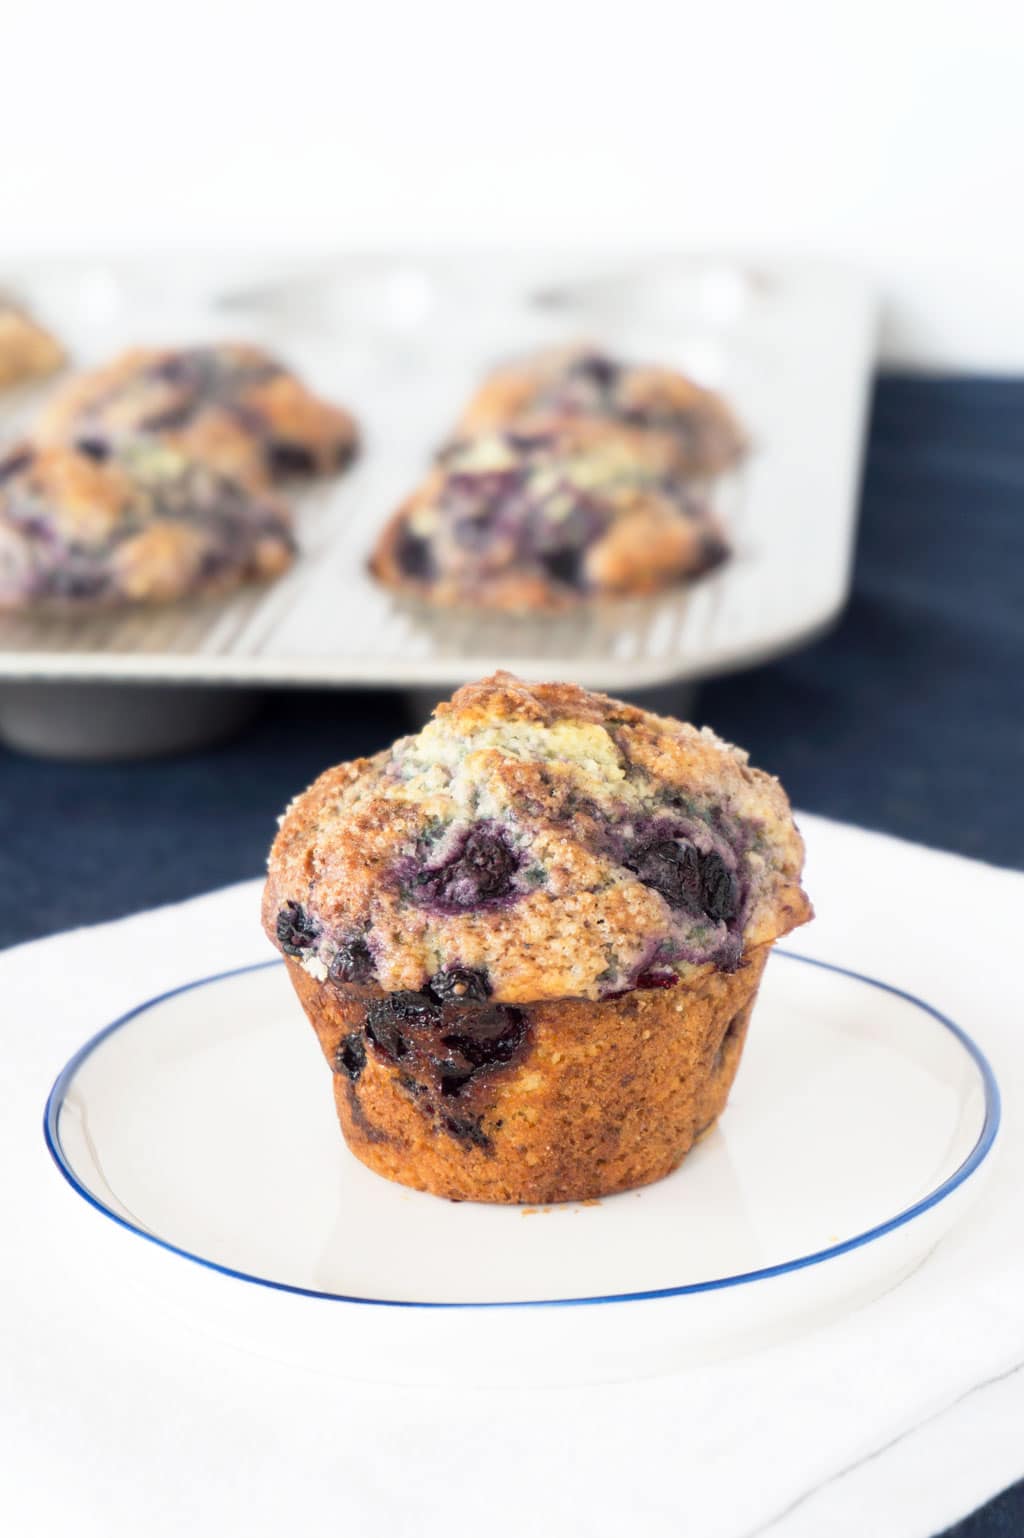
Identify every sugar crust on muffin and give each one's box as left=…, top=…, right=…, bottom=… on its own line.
left=34, top=342, right=358, bottom=486
left=0, top=438, right=295, bottom=609
left=452, top=344, right=746, bottom=474
left=264, top=672, right=810, bottom=1004
left=370, top=419, right=729, bottom=611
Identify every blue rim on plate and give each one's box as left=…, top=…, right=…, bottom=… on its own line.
left=43, top=951, right=1001, bottom=1311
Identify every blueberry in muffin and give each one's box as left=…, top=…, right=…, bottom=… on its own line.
left=452, top=344, right=745, bottom=475
left=35, top=343, right=358, bottom=486
left=370, top=419, right=729, bottom=612
left=263, top=672, right=811, bottom=1203
left=0, top=299, right=64, bottom=392
left=0, top=438, right=294, bottom=609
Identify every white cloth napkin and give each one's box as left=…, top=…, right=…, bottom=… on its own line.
left=2, top=813, right=1022, bottom=1538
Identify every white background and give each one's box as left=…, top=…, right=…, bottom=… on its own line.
left=2, top=0, right=1022, bottom=368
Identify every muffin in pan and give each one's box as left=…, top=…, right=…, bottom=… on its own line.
left=0, top=299, right=64, bottom=392
left=263, top=672, right=811, bottom=1204
left=452, top=344, right=746, bottom=475
left=34, top=342, right=358, bottom=486
left=370, top=419, right=729, bottom=612
left=0, top=438, right=294, bottom=610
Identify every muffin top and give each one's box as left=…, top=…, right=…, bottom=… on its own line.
left=0, top=438, right=294, bottom=608
left=34, top=342, right=358, bottom=485
left=452, top=345, right=746, bottom=474
left=264, top=673, right=811, bottom=1003
left=370, top=419, right=728, bottom=611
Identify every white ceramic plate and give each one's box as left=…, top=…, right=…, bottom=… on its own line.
left=44, top=950, right=998, bottom=1385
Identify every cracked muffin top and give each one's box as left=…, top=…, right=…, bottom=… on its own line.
left=34, top=342, right=358, bottom=485
left=370, top=419, right=728, bottom=611
left=0, top=439, right=294, bottom=608
left=452, top=345, right=746, bottom=474
left=263, top=673, right=811, bottom=1004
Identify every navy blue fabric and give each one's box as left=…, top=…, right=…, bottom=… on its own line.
left=692, top=376, right=1024, bottom=862
left=0, top=374, right=1020, bottom=1534
left=944, top=1484, right=1024, bottom=1538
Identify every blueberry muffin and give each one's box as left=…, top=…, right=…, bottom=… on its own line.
left=452, top=345, right=745, bottom=475
left=264, top=672, right=811, bottom=1204
left=0, top=439, right=294, bottom=609
left=0, top=300, right=64, bottom=392
left=370, top=419, right=729, bottom=612
left=35, top=343, right=358, bottom=485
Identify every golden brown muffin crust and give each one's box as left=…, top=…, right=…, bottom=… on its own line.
left=453, top=343, right=746, bottom=474
left=35, top=342, right=358, bottom=485
left=264, top=673, right=810, bottom=1005
left=0, top=438, right=294, bottom=610
left=287, top=943, right=770, bottom=1204
left=370, top=419, right=729, bottom=612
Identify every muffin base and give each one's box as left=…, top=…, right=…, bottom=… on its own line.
left=285, top=943, right=771, bottom=1205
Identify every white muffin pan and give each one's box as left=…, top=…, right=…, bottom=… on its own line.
left=0, top=253, right=876, bottom=755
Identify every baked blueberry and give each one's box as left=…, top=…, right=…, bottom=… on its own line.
left=440, top=1007, right=527, bottom=1069
left=412, top=825, right=520, bottom=912
left=623, top=833, right=738, bottom=924
left=364, top=990, right=441, bottom=1062
left=568, top=352, right=621, bottom=392
left=623, top=834, right=702, bottom=910
left=394, top=525, right=436, bottom=580
left=275, top=899, right=319, bottom=955
left=330, top=936, right=375, bottom=984
left=442, top=1113, right=491, bottom=1149
left=267, top=442, right=316, bottom=477
left=439, top=1070, right=476, bottom=1098
left=699, top=850, right=739, bottom=922
left=0, top=447, right=33, bottom=481
left=538, top=545, right=587, bottom=588
left=428, top=966, right=491, bottom=1004
left=634, top=970, right=680, bottom=990
left=335, top=1032, right=367, bottom=1081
